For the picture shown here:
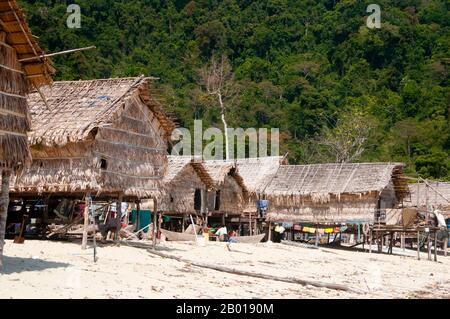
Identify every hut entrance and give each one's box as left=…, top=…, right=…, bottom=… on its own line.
left=194, top=189, right=202, bottom=211
left=214, top=190, right=221, bottom=211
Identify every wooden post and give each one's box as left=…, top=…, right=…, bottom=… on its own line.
left=182, top=214, right=185, bottom=232
left=315, top=227, right=319, bottom=247
left=427, top=232, right=432, bottom=261
left=417, top=230, right=421, bottom=260
left=401, top=233, right=405, bottom=251
left=248, top=212, right=252, bottom=236
left=444, top=235, right=448, bottom=257
left=81, top=193, right=90, bottom=250
left=434, top=231, right=438, bottom=262
left=136, top=201, right=141, bottom=232
left=42, top=194, right=50, bottom=225
left=0, top=170, right=11, bottom=271
left=152, top=198, right=158, bottom=249
left=158, top=212, right=162, bottom=240
left=268, top=221, right=272, bottom=242
left=369, top=229, right=372, bottom=254
left=114, top=194, right=123, bottom=241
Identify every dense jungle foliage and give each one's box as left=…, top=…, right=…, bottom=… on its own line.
left=19, top=0, right=450, bottom=179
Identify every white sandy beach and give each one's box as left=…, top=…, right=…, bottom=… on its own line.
left=0, top=239, right=449, bottom=299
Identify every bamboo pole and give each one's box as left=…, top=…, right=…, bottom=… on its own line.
left=19, top=46, right=97, bottom=62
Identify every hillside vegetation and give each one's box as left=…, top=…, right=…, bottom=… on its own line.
left=19, top=0, right=450, bottom=179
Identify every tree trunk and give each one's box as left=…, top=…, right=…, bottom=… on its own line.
left=219, top=94, right=229, bottom=160
left=0, top=170, right=11, bottom=271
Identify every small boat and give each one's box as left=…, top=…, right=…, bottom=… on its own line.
left=161, top=228, right=266, bottom=243
left=235, top=233, right=265, bottom=244
left=160, top=228, right=198, bottom=241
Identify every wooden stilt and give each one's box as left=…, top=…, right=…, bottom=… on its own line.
left=81, top=193, right=90, bottom=250
left=401, top=233, right=405, bottom=251
left=152, top=198, right=158, bottom=249
left=268, top=221, right=272, bottom=242
left=136, top=201, right=141, bottom=232
left=434, top=232, right=438, bottom=262
left=417, top=230, right=420, bottom=260
left=444, top=235, right=448, bottom=257
left=182, top=214, right=185, bottom=232
left=0, top=170, right=11, bottom=271
left=158, top=211, right=162, bottom=240
left=114, top=195, right=123, bottom=241
left=369, top=229, right=372, bottom=254
left=428, top=232, right=432, bottom=261
left=315, top=227, right=319, bottom=247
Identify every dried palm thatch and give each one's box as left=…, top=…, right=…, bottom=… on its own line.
left=0, top=0, right=54, bottom=87
left=407, top=182, right=450, bottom=216
left=0, top=0, right=52, bottom=170
left=11, top=77, right=175, bottom=200
left=233, top=156, right=284, bottom=213
left=160, top=156, right=214, bottom=214
left=203, top=160, right=248, bottom=216
left=262, top=163, right=409, bottom=223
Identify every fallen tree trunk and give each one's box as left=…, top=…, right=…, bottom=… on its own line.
left=147, top=249, right=360, bottom=293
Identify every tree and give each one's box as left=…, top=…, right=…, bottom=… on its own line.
left=198, top=54, right=239, bottom=160
left=318, top=110, right=375, bottom=163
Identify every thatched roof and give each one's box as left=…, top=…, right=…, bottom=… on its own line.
left=0, top=0, right=54, bottom=87
left=407, top=182, right=450, bottom=212
left=1, top=0, right=52, bottom=170
left=234, top=156, right=284, bottom=194
left=202, top=160, right=248, bottom=195
left=165, top=156, right=214, bottom=189
left=264, top=163, right=408, bottom=199
left=27, top=77, right=175, bottom=147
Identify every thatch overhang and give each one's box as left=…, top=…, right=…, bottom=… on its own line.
left=0, top=0, right=53, bottom=171
left=0, top=0, right=54, bottom=87
left=263, top=163, right=410, bottom=223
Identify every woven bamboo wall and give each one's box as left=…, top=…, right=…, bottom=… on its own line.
left=266, top=192, right=380, bottom=223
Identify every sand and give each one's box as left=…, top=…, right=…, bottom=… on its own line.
left=0, top=239, right=449, bottom=299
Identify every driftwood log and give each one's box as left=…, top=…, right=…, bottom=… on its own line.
left=147, top=249, right=359, bottom=293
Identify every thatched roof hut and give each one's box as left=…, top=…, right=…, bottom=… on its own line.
left=1, top=0, right=53, bottom=269
left=160, top=156, right=214, bottom=215
left=262, top=163, right=409, bottom=223
left=11, top=77, right=175, bottom=201
left=233, top=156, right=284, bottom=213
left=0, top=0, right=53, bottom=170
left=203, top=160, right=248, bottom=217
left=407, top=182, right=450, bottom=217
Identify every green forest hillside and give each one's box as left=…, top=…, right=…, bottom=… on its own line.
left=18, top=0, right=450, bottom=180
